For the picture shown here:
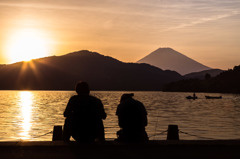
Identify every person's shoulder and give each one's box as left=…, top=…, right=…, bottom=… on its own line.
left=70, top=95, right=78, bottom=98
left=117, top=101, right=128, bottom=110
left=132, top=99, right=146, bottom=109
left=134, top=99, right=147, bottom=113
left=135, top=99, right=143, bottom=105
left=69, top=95, right=79, bottom=100
left=89, top=95, right=101, bottom=102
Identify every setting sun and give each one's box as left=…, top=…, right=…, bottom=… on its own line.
left=5, top=29, right=51, bottom=63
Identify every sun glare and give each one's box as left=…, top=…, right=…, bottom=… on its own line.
left=19, top=91, right=33, bottom=139
left=5, top=29, right=51, bottom=63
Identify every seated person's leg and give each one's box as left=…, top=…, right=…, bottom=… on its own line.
left=63, top=118, right=72, bottom=141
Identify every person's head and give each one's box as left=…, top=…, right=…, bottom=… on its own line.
left=120, top=93, right=134, bottom=103
left=75, top=81, right=90, bottom=95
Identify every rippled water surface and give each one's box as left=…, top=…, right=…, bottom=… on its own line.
left=0, top=91, right=240, bottom=141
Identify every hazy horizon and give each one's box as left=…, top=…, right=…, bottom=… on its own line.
left=1, top=0, right=240, bottom=69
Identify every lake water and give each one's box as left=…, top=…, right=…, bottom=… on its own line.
left=0, top=91, right=240, bottom=141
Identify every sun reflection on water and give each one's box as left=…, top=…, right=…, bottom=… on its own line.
left=19, top=91, right=33, bottom=139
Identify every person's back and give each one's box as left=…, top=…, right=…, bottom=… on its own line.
left=63, top=82, right=106, bottom=142
left=116, top=93, right=148, bottom=142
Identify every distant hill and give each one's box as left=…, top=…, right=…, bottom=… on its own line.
left=163, top=65, right=240, bottom=94
left=137, top=48, right=211, bottom=75
left=0, top=50, right=182, bottom=91
left=184, top=69, right=224, bottom=80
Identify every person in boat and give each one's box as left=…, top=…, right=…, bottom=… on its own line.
left=63, top=81, right=107, bottom=142
left=186, top=93, right=198, bottom=99
left=193, top=93, right=196, bottom=98
left=116, top=93, right=148, bottom=142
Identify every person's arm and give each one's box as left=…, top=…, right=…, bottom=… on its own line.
left=116, top=104, right=123, bottom=128
left=63, top=96, right=74, bottom=117
left=143, top=113, right=148, bottom=126
left=140, top=102, right=148, bottom=126
left=97, top=99, right=107, bottom=120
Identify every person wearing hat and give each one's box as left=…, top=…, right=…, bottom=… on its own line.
left=116, top=93, right=148, bottom=142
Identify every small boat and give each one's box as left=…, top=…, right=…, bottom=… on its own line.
left=205, top=96, right=222, bottom=99
left=186, top=96, right=198, bottom=100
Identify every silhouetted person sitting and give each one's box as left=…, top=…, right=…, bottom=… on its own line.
left=63, top=81, right=106, bottom=142
left=116, top=93, right=148, bottom=142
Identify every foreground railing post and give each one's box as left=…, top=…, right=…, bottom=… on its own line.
left=167, top=125, right=179, bottom=140
left=52, top=125, right=63, bottom=141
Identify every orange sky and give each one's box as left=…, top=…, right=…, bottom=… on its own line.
left=0, top=0, right=240, bottom=69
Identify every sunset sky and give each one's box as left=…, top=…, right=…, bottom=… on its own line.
left=0, top=0, right=239, bottom=69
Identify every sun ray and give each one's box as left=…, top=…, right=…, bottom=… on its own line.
left=15, top=61, right=43, bottom=90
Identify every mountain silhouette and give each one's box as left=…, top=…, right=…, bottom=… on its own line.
left=0, top=50, right=182, bottom=91
left=137, top=48, right=211, bottom=75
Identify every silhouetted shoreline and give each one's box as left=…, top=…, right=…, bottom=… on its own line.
left=163, top=65, right=240, bottom=94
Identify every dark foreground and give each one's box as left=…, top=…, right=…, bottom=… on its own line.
left=0, top=140, right=240, bottom=159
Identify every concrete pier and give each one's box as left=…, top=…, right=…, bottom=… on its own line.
left=0, top=140, right=240, bottom=159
